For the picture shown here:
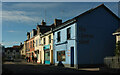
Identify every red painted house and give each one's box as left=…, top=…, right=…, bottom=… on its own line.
left=26, top=29, right=37, bottom=62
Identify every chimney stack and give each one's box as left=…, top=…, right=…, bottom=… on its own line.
left=20, top=42, right=22, bottom=45
left=41, top=20, right=46, bottom=26
left=32, top=29, right=37, bottom=36
left=54, top=19, right=62, bottom=27
left=27, top=32, right=30, bottom=40
left=37, top=25, right=40, bottom=34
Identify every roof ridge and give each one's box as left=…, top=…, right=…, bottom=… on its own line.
left=53, top=4, right=119, bottom=30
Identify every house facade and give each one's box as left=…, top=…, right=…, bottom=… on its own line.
left=41, top=30, right=54, bottom=64
left=53, top=20, right=77, bottom=67
left=30, top=20, right=53, bottom=64
left=20, top=41, right=27, bottom=59
left=4, top=46, right=21, bottom=60
left=26, top=29, right=37, bottom=62
left=53, top=4, right=120, bottom=68
left=34, top=33, right=42, bottom=63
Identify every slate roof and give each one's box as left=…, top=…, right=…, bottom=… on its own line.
left=37, top=25, right=52, bottom=34
left=53, top=4, right=120, bottom=31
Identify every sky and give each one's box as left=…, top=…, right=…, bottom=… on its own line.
left=1, top=0, right=120, bottom=2
left=1, top=2, right=119, bottom=47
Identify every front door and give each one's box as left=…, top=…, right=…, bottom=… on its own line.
left=45, top=50, right=50, bottom=64
left=71, top=47, right=74, bottom=67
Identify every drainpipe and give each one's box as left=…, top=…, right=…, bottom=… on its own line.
left=75, top=22, right=79, bottom=69
left=53, top=33, right=55, bottom=65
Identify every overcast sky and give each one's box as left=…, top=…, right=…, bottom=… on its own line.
left=2, top=2, right=119, bottom=47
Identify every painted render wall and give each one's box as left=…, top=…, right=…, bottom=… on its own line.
left=26, top=37, right=35, bottom=62
left=76, top=6, right=119, bottom=65
left=41, top=32, right=54, bottom=64
left=116, top=35, right=120, bottom=43
left=54, top=23, right=77, bottom=67
left=20, top=41, right=27, bottom=56
left=34, top=34, right=42, bottom=63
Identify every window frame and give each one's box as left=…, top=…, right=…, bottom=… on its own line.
left=33, top=40, right=34, bottom=48
left=57, top=50, right=66, bottom=61
left=67, top=27, right=71, bottom=40
left=57, top=32, right=60, bottom=42
left=39, top=39, right=41, bottom=45
left=44, top=38, right=46, bottom=45
left=49, top=35, right=51, bottom=44
left=30, top=41, right=32, bottom=48
left=36, top=40, right=37, bottom=47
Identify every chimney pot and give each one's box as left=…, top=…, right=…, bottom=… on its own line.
left=41, top=20, right=46, bottom=26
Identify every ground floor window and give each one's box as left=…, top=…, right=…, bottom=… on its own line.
left=57, top=51, right=65, bottom=61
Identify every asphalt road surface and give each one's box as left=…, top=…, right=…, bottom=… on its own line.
left=2, top=61, right=118, bottom=75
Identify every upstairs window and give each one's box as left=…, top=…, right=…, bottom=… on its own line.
left=36, top=40, right=37, bottom=47
left=27, top=43, right=29, bottom=50
left=30, top=41, right=32, bottom=48
left=57, top=32, right=60, bottom=42
left=39, top=39, right=41, bottom=45
left=67, top=27, right=71, bottom=40
left=28, top=42, right=29, bottom=49
left=49, top=35, right=51, bottom=43
left=44, top=38, right=46, bottom=45
left=33, top=40, right=34, bottom=48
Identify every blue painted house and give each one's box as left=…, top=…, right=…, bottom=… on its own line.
left=53, top=4, right=120, bottom=68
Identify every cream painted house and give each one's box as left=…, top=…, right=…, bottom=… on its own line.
left=34, top=20, right=52, bottom=64
left=20, top=41, right=27, bottom=58
left=34, top=34, right=43, bottom=63
left=41, top=30, right=54, bottom=64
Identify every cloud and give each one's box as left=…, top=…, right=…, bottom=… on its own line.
left=2, top=0, right=120, bottom=2
left=11, top=2, right=61, bottom=9
left=2, top=10, right=41, bottom=23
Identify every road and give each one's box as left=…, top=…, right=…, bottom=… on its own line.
left=2, top=61, right=117, bottom=75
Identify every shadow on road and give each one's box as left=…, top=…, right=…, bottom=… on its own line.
left=2, top=62, right=120, bottom=75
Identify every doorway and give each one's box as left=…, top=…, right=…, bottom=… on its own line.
left=71, top=47, right=74, bottom=67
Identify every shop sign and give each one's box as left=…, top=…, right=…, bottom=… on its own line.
left=44, top=44, right=50, bottom=50
left=67, top=50, right=70, bottom=56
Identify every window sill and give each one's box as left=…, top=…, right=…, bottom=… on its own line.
left=57, top=41, right=60, bottom=43
left=67, top=38, right=71, bottom=40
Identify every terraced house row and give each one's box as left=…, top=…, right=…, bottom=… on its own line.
left=21, top=4, right=120, bottom=68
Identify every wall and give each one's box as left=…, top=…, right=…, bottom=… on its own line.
left=54, top=23, right=77, bottom=67
left=41, top=32, right=54, bottom=64
left=34, top=34, right=42, bottom=63
left=5, top=50, right=20, bottom=59
left=104, top=56, right=120, bottom=69
left=26, top=37, right=35, bottom=62
left=76, top=6, right=119, bottom=65
left=116, top=35, right=120, bottom=43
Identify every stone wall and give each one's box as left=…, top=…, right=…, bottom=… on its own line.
left=104, top=56, right=120, bottom=69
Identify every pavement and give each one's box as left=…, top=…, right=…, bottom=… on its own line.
left=2, top=61, right=120, bottom=75
left=79, top=68, right=100, bottom=71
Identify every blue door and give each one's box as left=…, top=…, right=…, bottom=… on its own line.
left=71, top=47, right=74, bottom=67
